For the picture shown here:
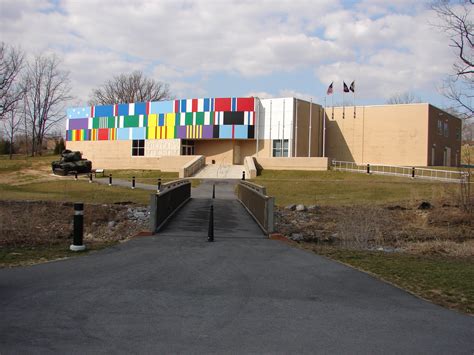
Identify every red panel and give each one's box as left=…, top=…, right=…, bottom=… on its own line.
left=146, top=102, right=150, bottom=115
left=174, top=100, right=180, bottom=113
left=98, top=128, right=109, bottom=141
left=192, top=99, right=198, bottom=112
left=237, top=97, right=254, bottom=111
left=215, top=98, right=231, bottom=111
left=74, top=130, right=81, bottom=141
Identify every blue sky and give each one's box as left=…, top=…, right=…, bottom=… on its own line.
left=0, top=0, right=463, bottom=108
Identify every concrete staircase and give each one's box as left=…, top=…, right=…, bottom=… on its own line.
left=192, top=164, right=247, bottom=179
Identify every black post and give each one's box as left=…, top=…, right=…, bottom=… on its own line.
left=367, top=164, right=370, bottom=174
left=208, top=205, right=214, bottom=242
left=157, top=178, right=162, bottom=192
left=74, top=172, right=78, bottom=181
left=70, top=203, right=86, bottom=251
left=212, top=184, right=215, bottom=199
left=242, top=171, right=246, bottom=180
left=89, top=173, right=92, bottom=183
left=412, top=167, right=415, bottom=178
left=109, top=174, right=112, bottom=186
left=132, top=176, right=136, bottom=189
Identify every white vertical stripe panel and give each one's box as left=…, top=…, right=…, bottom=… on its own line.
left=129, top=103, right=135, bottom=116
left=192, top=112, right=196, bottom=125
left=198, top=98, right=204, bottom=112
left=220, top=112, right=224, bottom=125
left=66, top=119, right=69, bottom=130
left=139, top=115, right=144, bottom=127
left=250, top=112, right=254, bottom=125
left=187, top=99, right=193, bottom=112
left=204, top=112, right=210, bottom=125
left=180, top=113, right=186, bottom=126
left=244, top=112, right=249, bottom=125
left=119, top=116, right=124, bottom=128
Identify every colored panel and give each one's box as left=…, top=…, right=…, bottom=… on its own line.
left=180, top=99, right=186, bottom=112
left=237, top=97, right=254, bottom=111
left=213, top=125, right=219, bottom=138
left=174, top=100, right=180, bottom=113
left=234, top=125, right=248, bottom=139
left=147, top=127, right=156, bottom=139
left=150, top=100, right=174, bottom=114
left=107, top=116, right=115, bottom=128
left=198, top=99, right=204, bottom=112
left=219, top=125, right=232, bottom=138
left=165, top=113, right=175, bottom=126
left=94, top=105, right=113, bottom=117
left=185, top=112, right=193, bottom=125
left=148, top=114, right=157, bottom=127
left=135, top=102, right=146, bottom=115
left=117, top=128, right=129, bottom=140
left=232, top=97, right=237, bottom=111
left=202, top=125, right=213, bottom=139
left=248, top=125, right=255, bottom=139
left=158, top=114, right=165, bottom=126
left=67, top=106, right=90, bottom=119
left=166, top=125, right=176, bottom=139
left=124, top=115, right=139, bottom=128
left=224, top=111, right=244, bottom=125
left=203, top=98, right=210, bottom=112
left=215, top=98, right=231, bottom=111
left=118, top=104, right=129, bottom=116
left=196, top=112, right=204, bottom=125
left=98, top=128, right=109, bottom=140
left=177, top=126, right=186, bottom=139
left=192, top=99, right=198, bottom=112
left=131, top=127, right=146, bottom=140
left=69, top=118, right=88, bottom=130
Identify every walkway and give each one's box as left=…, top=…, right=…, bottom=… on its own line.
left=192, top=164, right=246, bottom=179
left=1, top=180, right=473, bottom=353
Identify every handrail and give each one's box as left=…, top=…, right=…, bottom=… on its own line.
left=236, top=181, right=274, bottom=235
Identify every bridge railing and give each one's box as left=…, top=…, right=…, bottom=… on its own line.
left=149, top=179, right=191, bottom=232
left=236, top=181, right=274, bottom=235
left=179, top=155, right=205, bottom=178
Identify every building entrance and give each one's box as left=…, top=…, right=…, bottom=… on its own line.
left=181, top=140, right=195, bottom=155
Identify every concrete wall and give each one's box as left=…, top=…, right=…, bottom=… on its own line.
left=293, top=99, right=323, bottom=157
left=66, top=140, right=196, bottom=171
left=325, top=104, right=430, bottom=166
left=255, top=157, right=328, bottom=171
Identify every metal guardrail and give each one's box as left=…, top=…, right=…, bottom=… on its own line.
left=332, top=160, right=469, bottom=182
left=236, top=181, right=274, bottom=235
left=149, top=179, right=191, bottom=232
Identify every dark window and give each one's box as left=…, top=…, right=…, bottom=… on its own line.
left=132, top=139, right=145, bottom=156
left=272, top=139, right=289, bottom=157
left=223, top=111, right=244, bottom=125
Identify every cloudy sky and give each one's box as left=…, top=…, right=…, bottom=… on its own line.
left=0, top=0, right=462, bottom=107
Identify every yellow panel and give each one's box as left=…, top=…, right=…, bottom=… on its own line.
left=148, top=114, right=157, bottom=127
left=166, top=113, right=175, bottom=126
left=147, top=127, right=156, bottom=139
left=166, top=126, right=173, bottom=139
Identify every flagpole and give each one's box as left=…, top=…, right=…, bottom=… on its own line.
left=342, top=84, right=345, bottom=119
left=353, top=88, right=356, bottom=119
left=323, top=96, right=326, bottom=157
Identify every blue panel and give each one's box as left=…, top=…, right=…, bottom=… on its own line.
left=180, top=99, right=186, bottom=112
left=118, top=104, right=129, bottom=116
left=219, top=125, right=232, bottom=139
left=131, top=127, right=146, bottom=140
left=158, top=114, right=165, bottom=126
left=67, top=106, right=90, bottom=119
left=211, top=98, right=214, bottom=111
left=203, top=98, right=209, bottom=112
left=150, top=100, right=173, bottom=114
left=232, top=97, right=237, bottom=111
left=135, top=102, right=146, bottom=115
left=116, top=128, right=130, bottom=140
left=94, top=105, right=113, bottom=117
left=234, top=125, right=248, bottom=139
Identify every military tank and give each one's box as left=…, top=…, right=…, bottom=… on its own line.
left=52, top=150, right=92, bottom=176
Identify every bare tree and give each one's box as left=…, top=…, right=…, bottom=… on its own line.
left=0, top=42, right=25, bottom=120
left=89, top=70, right=172, bottom=105
left=3, top=107, right=22, bottom=159
left=431, top=0, right=473, bottom=117
left=23, top=54, right=72, bottom=156
left=386, top=91, right=422, bottom=104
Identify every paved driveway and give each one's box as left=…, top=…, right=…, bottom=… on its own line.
left=1, top=181, right=473, bottom=353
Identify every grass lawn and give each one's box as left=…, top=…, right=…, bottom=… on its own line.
left=253, top=169, right=458, bottom=206
left=0, top=153, right=59, bottom=172
left=308, top=247, right=474, bottom=314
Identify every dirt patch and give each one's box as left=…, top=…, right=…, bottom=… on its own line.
left=0, top=200, right=148, bottom=248
left=276, top=204, right=474, bottom=257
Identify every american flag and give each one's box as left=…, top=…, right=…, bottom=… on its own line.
left=327, top=82, right=334, bottom=95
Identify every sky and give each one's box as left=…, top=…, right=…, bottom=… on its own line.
left=0, top=0, right=465, bottom=108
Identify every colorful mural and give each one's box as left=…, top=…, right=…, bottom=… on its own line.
left=66, top=97, right=256, bottom=142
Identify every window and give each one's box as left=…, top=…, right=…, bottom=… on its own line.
left=132, top=139, right=145, bottom=156
left=437, top=120, right=443, bottom=135
left=443, top=122, right=449, bottom=138
left=272, top=139, right=289, bottom=157
left=181, top=139, right=195, bottom=155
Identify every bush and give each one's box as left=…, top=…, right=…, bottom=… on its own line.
left=0, top=139, right=13, bottom=155
left=54, top=138, right=65, bottom=155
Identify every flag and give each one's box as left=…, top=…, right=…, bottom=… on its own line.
left=326, top=82, right=334, bottom=95
left=343, top=82, right=350, bottom=93
left=350, top=81, right=355, bottom=93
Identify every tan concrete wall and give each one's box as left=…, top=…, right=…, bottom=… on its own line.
left=427, top=105, right=462, bottom=166
left=325, top=104, right=429, bottom=166
left=66, top=140, right=195, bottom=171
left=194, top=140, right=235, bottom=165
left=294, top=100, right=323, bottom=157
left=255, top=157, right=328, bottom=171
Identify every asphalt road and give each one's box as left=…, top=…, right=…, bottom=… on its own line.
left=1, top=180, right=473, bottom=354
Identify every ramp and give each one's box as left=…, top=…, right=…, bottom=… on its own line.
left=192, top=164, right=247, bottom=179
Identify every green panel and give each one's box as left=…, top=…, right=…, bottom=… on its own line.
left=92, top=117, right=100, bottom=129
left=185, top=112, right=193, bottom=126
left=175, top=115, right=180, bottom=126
left=107, top=116, right=115, bottom=128
left=143, top=116, right=148, bottom=127
left=124, top=115, right=139, bottom=128
left=196, top=112, right=204, bottom=125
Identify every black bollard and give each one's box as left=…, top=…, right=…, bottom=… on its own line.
left=70, top=203, right=86, bottom=251
left=157, top=178, right=162, bottom=192
left=212, top=184, right=215, bottom=199
left=74, top=172, right=78, bottom=181
left=109, top=174, right=112, bottom=186
left=411, top=167, right=415, bottom=178
left=208, top=205, right=214, bottom=242
left=242, top=171, right=246, bottom=180
left=366, top=164, right=370, bottom=174
left=132, top=176, right=136, bottom=189
left=89, top=173, right=92, bottom=183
